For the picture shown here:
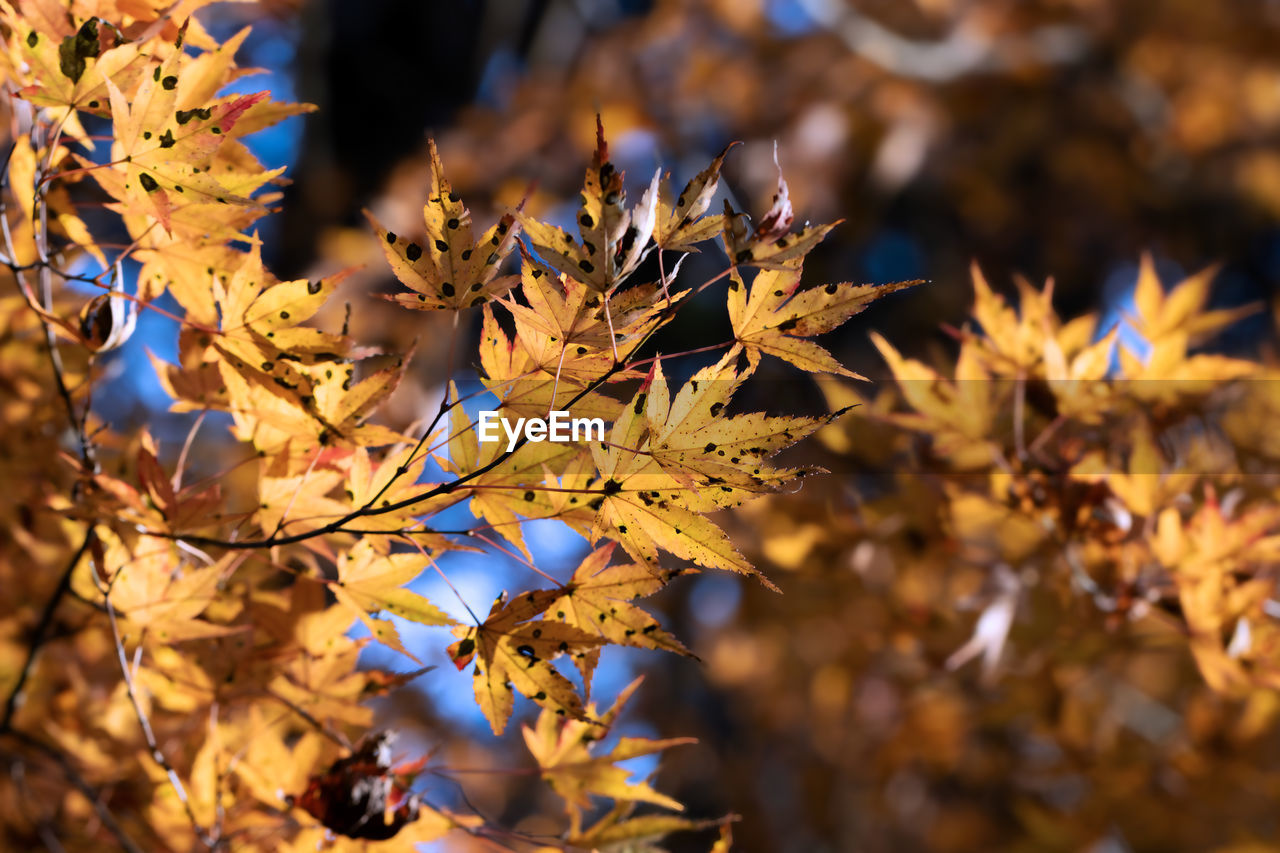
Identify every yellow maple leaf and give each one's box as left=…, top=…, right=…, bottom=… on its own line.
left=448, top=590, right=603, bottom=734
left=522, top=677, right=693, bottom=824
left=368, top=139, right=520, bottom=311
left=729, top=266, right=920, bottom=376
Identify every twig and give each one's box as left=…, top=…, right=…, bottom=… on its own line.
left=97, top=578, right=218, bottom=849
left=0, top=528, right=94, bottom=732
left=0, top=147, right=97, bottom=471
left=3, top=729, right=146, bottom=853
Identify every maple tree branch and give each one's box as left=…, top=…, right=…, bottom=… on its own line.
left=264, top=690, right=352, bottom=750
left=98, top=582, right=219, bottom=849
left=0, top=527, right=94, bottom=733
left=0, top=141, right=97, bottom=472
left=162, top=352, right=634, bottom=551
left=161, top=262, right=712, bottom=556
left=3, top=729, right=146, bottom=853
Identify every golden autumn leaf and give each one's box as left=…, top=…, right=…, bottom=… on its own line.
left=729, top=266, right=921, bottom=377
left=328, top=540, right=456, bottom=640
left=95, top=38, right=274, bottom=230
left=546, top=543, right=693, bottom=688
left=448, top=591, right=603, bottom=734
left=514, top=117, right=660, bottom=296
left=368, top=140, right=520, bottom=311
left=587, top=365, right=777, bottom=587
left=522, top=677, right=693, bottom=820
left=3, top=11, right=146, bottom=118
left=654, top=141, right=737, bottom=253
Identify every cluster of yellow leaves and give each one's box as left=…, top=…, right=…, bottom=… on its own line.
left=827, top=256, right=1280, bottom=698
left=0, top=4, right=914, bottom=849
left=699, top=256, right=1280, bottom=850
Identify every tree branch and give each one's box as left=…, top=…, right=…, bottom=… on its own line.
left=3, top=729, right=146, bottom=853
left=0, top=528, right=94, bottom=732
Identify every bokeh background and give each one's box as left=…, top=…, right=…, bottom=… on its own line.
left=105, top=1, right=1280, bottom=850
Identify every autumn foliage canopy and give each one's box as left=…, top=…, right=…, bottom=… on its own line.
left=3, top=2, right=1280, bottom=852
left=0, top=2, right=922, bottom=849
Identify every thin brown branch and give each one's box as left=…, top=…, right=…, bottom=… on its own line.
left=3, top=729, right=147, bottom=853
left=0, top=528, right=94, bottom=732
left=97, top=578, right=218, bottom=849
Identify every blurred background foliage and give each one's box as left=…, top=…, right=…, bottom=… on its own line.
left=115, top=0, right=1280, bottom=849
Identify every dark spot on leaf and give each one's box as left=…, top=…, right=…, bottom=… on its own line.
left=523, top=491, right=535, bottom=501
left=441, top=283, right=455, bottom=297
left=406, top=242, right=422, bottom=261
left=307, top=280, right=322, bottom=294
left=26, top=32, right=37, bottom=48
left=175, top=107, right=209, bottom=125
left=138, top=173, right=159, bottom=193
left=447, top=217, right=460, bottom=229
left=385, top=231, right=396, bottom=244
left=704, top=443, right=716, bottom=453
left=710, top=402, right=724, bottom=416
left=825, top=283, right=838, bottom=294
left=461, top=249, right=472, bottom=260
left=578, top=260, right=594, bottom=274
left=161, top=75, right=177, bottom=90
left=602, top=479, right=622, bottom=496
left=279, top=311, right=290, bottom=319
